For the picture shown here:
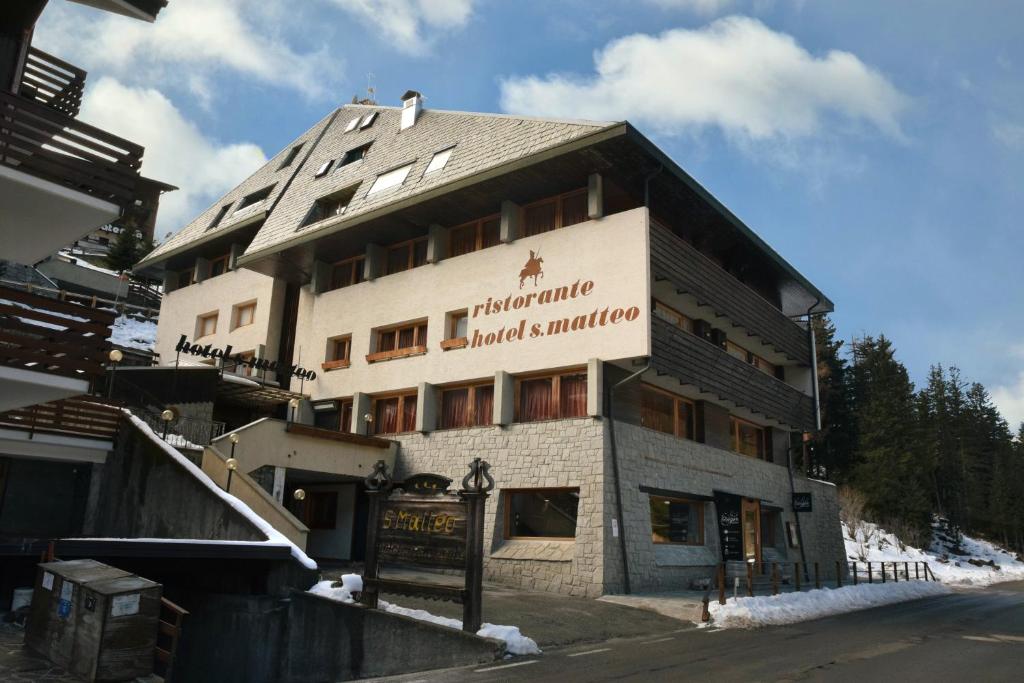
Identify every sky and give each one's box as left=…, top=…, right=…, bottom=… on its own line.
left=33, top=0, right=1024, bottom=428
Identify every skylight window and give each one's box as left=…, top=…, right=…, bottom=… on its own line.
left=233, top=185, right=274, bottom=214
left=367, top=163, right=413, bottom=195
left=359, top=112, right=378, bottom=129
left=302, top=185, right=359, bottom=227
left=344, top=117, right=360, bottom=133
left=314, top=159, right=334, bottom=178
left=338, top=143, right=371, bottom=169
left=207, top=202, right=232, bottom=230
left=278, top=143, right=303, bottom=170
left=424, top=146, right=454, bottom=174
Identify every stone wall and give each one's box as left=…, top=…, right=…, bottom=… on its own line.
left=393, top=418, right=607, bottom=597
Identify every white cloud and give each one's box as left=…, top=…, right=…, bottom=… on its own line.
left=500, top=16, right=909, bottom=143
left=992, top=121, right=1024, bottom=150
left=645, top=0, right=734, bottom=14
left=328, top=0, right=475, bottom=52
left=79, top=77, right=267, bottom=238
left=33, top=0, right=337, bottom=100
left=993, top=371, right=1024, bottom=431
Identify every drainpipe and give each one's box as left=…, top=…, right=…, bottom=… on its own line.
left=607, top=360, right=650, bottom=595
left=789, top=296, right=822, bottom=581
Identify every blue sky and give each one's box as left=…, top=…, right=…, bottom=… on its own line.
left=34, top=0, right=1024, bottom=426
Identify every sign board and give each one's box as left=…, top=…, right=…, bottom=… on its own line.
left=111, top=593, right=141, bottom=617
left=714, top=492, right=743, bottom=562
left=173, top=334, right=316, bottom=381
left=378, top=499, right=468, bottom=569
left=792, top=492, right=813, bottom=513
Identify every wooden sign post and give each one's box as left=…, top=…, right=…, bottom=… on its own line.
left=360, top=458, right=494, bottom=633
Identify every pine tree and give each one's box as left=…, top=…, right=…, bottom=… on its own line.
left=807, top=315, right=855, bottom=481
left=105, top=227, right=153, bottom=272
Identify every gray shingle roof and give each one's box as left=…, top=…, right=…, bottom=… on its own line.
left=140, top=104, right=614, bottom=268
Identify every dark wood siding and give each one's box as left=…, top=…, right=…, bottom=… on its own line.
left=650, top=316, right=816, bottom=430
left=650, top=222, right=810, bottom=364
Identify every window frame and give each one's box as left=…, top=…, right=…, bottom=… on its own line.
left=730, top=415, right=766, bottom=460
left=323, top=335, right=352, bottom=370
left=207, top=203, right=232, bottom=230
left=303, top=185, right=359, bottom=228
left=438, top=381, right=494, bottom=430
left=424, top=146, right=455, bottom=174
left=277, top=143, right=303, bottom=170
left=513, top=368, right=588, bottom=423
left=441, top=309, right=469, bottom=350
left=209, top=254, right=231, bottom=278
left=231, top=300, right=257, bottom=330
left=328, top=255, right=365, bottom=291
left=370, top=391, right=417, bottom=435
left=233, top=185, right=274, bottom=215
left=367, top=320, right=428, bottom=363
left=196, top=311, right=218, bottom=338
left=448, top=214, right=501, bottom=257
left=368, top=162, right=413, bottom=195
left=385, top=236, right=428, bottom=274
left=649, top=494, right=705, bottom=546
left=639, top=383, right=695, bottom=440
left=653, top=299, right=693, bottom=333
left=503, top=487, right=581, bottom=541
left=520, top=187, right=588, bottom=237
left=338, top=142, right=371, bottom=168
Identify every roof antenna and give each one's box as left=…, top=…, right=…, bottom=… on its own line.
left=350, top=73, right=378, bottom=106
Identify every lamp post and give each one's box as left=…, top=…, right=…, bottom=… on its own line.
left=293, top=487, right=306, bottom=519
left=160, top=408, right=174, bottom=440
left=225, top=456, right=238, bottom=493
left=107, top=349, right=123, bottom=399
left=288, top=397, right=300, bottom=424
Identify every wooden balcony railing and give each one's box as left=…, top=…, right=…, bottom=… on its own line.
left=0, top=89, right=143, bottom=207
left=0, top=395, right=120, bottom=440
left=650, top=316, right=816, bottom=430
left=0, top=284, right=115, bottom=381
left=650, top=222, right=811, bottom=364
left=19, top=47, right=86, bottom=118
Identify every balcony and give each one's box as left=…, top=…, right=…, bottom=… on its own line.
left=0, top=284, right=115, bottom=411
left=650, top=222, right=810, bottom=364
left=18, top=47, right=86, bottom=118
left=650, top=315, right=815, bottom=430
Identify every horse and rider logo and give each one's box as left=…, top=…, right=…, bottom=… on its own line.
left=519, top=250, right=544, bottom=289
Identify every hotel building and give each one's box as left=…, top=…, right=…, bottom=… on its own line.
left=134, top=91, right=845, bottom=597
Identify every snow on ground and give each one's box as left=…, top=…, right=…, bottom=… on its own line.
left=844, top=520, right=1024, bottom=587
left=110, top=315, right=157, bottom=351
left=707, top=581, right=951, bottom=629
left=308, top=575, right=542, bottom=655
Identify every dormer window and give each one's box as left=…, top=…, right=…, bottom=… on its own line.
left=338, top=142, right=371, bottom=169
left=314, top=160, right=334, bottom=178
left=233, top=185, right=274, bottom=215
left=302, top=185, right=359, bottom=227
left=207, top=202, right=232, bottom=230
left=359, top=112, right=378, bottom=129
left=424, top=146, right=454, bottom=174
left=344, top=116, right=360, bottom=133
left=277, top=143, right=303, bottom=170
left=367, top=162, right=413, bottom=195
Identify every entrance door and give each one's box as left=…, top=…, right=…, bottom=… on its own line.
left=741, top=498, right=761, bottom=563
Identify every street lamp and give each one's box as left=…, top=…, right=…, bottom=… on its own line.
left=288, top=398, right=300, bottom=423
left=107, top=349, right=123, bottom=399
left=160, top=408, right=174, bottom=440
left=293, top=488, right=306, bottom=501
left=225, top=456, right=238, bottom=492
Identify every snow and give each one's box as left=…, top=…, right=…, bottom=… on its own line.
left=707, top=581, right=951, bottom=629
left=307, top=575, right=541, bottom=655
left=57, top=250, right=122, bottom=277
left=109, top=315, right=157, bottom=351
left=125, top=411, right=317, bottom=569
left=844, top=519, right=1024, bottom=587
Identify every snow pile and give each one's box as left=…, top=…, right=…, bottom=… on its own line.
left=307, top=575, right=541, bottom=655
left=110, top=315, right=157, bottom=351
left=844, top=520, right=1024, bottom=586
left=708, top=582, right=950, bottom=628
left=125, top=411, right=316, bottom=569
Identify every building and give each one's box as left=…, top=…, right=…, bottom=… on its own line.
left=133, top=91, right=845, bottom=597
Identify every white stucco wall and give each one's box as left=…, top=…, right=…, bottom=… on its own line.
left=296, top=208, right=652, bottom=400
left=155, top=268, right=286, bottom=366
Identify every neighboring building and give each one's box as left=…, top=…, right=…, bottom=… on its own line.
left=134, top=91, right=844, bottom=597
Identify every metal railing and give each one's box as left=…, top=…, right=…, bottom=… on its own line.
left=19, top=47, right=86, bottom=117
left=0, top=278, right=160, bottom=319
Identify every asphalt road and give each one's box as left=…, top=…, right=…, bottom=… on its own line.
left=375, top=581, right=1024, bottom=682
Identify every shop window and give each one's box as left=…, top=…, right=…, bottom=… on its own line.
left=516, top=371, right=587, bottom=422
left=639, top=384, right=694, bottom=439
left=386, top=237, right=428, bottom=274
left=231, top=301, right=256, bottom=330
left=505, top=488, right=579, bottom=539
left=329, top=255, right=365, bottom=291
left=649, top=495, right=704, bottom=545
left=372, top=393, right=417, bottom=434
left=521, top=188, right=588, bottom=237
left=304, top=491, right=338, bottom=530
left=439, top=383, right=494, bottom=429
left=730, top=416, right=765, bottom=459
left=196, top=311, right=218, bottom=338
left=323, top=335, right=351, bottom=370
left=761, top=510, right=780, bottom=548
left=654, top=299, right=693, bottom=333
left=449, top=215, right=501, bottom=257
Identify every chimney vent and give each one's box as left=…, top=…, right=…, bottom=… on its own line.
left=400, top=90, right=422, bottom=131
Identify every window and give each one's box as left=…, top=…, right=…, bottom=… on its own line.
left=372, top=392, right=417, bottom=434
left=370, top=321, right=427, bottom=362
left=449, top=215, right=500, bottom=257
left=303, top=185, right=358, bottom=227
left=339, top=398, right=353, bottom=433
left=196, top=311, right=218, bottom=338
left=233, top=185, right=274, bottom=214
left=344, top=116, right=360, bottom=132
left=338, top=142, right=371, bottom=168
left=424, top=146, right=454, bottom=174
left=368, top=162, right=413, bottom=195
left=649, top=495, right=704, bottom=545
left=359, top=112, right=378, bottom=129
left=278, top=143, right=303, bottom=170
left=439, top=383, right=494, bottom=429
left=449, top=310, right=468, bottom=338
left=731, top=416, right=765, bottom=459
left=653, top=300, right=693, bottom=333
left=329, top=255, right=365, bottom=290
left=313, top=159, right=334, bottom=178
left=505, top=489, right=579, bottom=539
left=639, top=385, right=695, bottom=440
left=323, top=335, right=351, bottom=370
left=516, top=371, right=587, bottom=422
left=385, top=237, right=428, bottom=274
left=233, top=350, right=255, bottom=377
left=207, top=203, right=232, bottom=230
left=727, top=340, right=778, bottom=377
left=231, top=301, right=256, bottom=329
left=304, top=491, right=338, bottom=530
left=521, top=188, right=588, bottom=237
left=209, top=254, right=230, bottom=277
left=176, top=267, right=195, bottom=289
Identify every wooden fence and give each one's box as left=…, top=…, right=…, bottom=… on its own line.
left=0, top=395, right=120, bottom=440
left=18, top=47, right=86, bottom=118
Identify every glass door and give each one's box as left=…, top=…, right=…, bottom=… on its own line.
left=741, top=498, right=761, bottom=563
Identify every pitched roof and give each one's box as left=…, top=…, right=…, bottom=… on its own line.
left=138, top=105, right=614, bottom=269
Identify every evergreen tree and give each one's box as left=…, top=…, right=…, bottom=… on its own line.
left=105, top=226, right=153, bottom=272
left=807, top=315, right=856, bottom=481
